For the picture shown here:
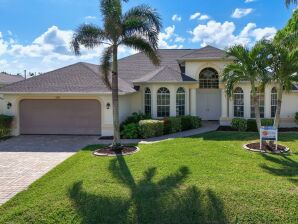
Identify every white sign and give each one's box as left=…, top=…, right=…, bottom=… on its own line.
left=260, top=126, right=278, bottom=150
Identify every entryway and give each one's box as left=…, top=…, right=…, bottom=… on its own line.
left=197, top=89, right=221, bottom=120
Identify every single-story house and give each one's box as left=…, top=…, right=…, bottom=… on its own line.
left=0, top=45, right=297, bottom=136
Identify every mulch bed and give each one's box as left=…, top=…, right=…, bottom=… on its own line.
left=93, top=146, right=139, bottom=157
left=244, top=142, right=290, bottom=154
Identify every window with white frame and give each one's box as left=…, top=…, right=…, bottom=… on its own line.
left=176, top=87, right=185, bottom=116
left=144, top=87, right=152, bottom=116
left=199, top=68, right=219, bottom=89
left=251, top=88, right=265, bottom=118
left=271, top=87, right=277, bottom=118
left=157, top=87, right=170, bottom=117
left=233, top=87, right=244, bottom=118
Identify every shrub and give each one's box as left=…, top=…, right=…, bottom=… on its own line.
left=231, top=118, right=247, bottom=132
left=139, top=120, right=164, bottom=138
left=121, top=123, right=139, bottom=139
left=121, top=112, right=150, bottom=129
left=295, top=112, right=298, bottom=125
left=163, top=117, right=182, bottom=134
left=247, top=119, right=274, bottom=132
left=0, top=115, right=13, bottom=137
left=180, top=116, right=202, bottom=130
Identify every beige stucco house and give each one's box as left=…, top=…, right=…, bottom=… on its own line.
left=0, top=46, right=297, bottom=136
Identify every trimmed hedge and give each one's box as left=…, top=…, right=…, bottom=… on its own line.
left=231, top=118, right=247, bottom=132
left=121, top=123, right=139, bottom=139
left=164, top=117, right=182, bottom=134
left=121, top=112, right=151, bottom=129
left=181, top=115, right=202, bottom=130
left=139, top=120, right=164, bottom=138
left=0, top=115, right=13, bottom=137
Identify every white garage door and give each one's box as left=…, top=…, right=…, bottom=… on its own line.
left=20, top=99, right=101, bottom=135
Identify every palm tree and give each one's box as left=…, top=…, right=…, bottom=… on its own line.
left=285, top=0, right=298, bottom=7
left=260, top=40, right=298, bottom=128
left=222, top=43, right=268, bottom=132
left=71, top=0, right=161, bottom=149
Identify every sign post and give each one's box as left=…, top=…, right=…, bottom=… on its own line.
left=260, top=126, right=278, bottom=150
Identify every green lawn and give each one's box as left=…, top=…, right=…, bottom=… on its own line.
left=0, top=132, right=297, bottom=224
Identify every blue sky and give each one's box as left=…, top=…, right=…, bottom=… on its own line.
left=0, top=0, right=296, bottom=75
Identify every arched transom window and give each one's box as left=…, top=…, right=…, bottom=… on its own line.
left=157, top=87, right=170, bottom=117
left=251, top=88, right=265, bottom=118
left=271, top=87, right=277, bottom=118
left=199, top=68, right=219, bottom=89
left=176, top=87, right=185, bottom=116
left=144, top=87, right=152, bottom=116
left=233, top=87, right=244, bottom=118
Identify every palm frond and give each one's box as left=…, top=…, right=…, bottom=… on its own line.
left=282, top=31, right=298, bottom=49
left=222, top=64, right=245, bottom=97
left=121, top=36, right=160, bottom=65
left=100, top=47, right=113, bottom=89
left=71, top=24, right=106, bottom=55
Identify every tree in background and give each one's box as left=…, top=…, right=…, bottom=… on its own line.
left=71, top=0, right=161, bottom=149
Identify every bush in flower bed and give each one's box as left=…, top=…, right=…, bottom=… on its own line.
left=181, top=115, right=202, bottom=130
left=246, top=118, right=274, bottom=132
left=139, top=120, right=164, bottom=138
left=231, top=118, right=247, bottom=132
left=0, top=115, right=13, bottom=137
left=164, top=117, right=182, bottom=134
left=121, top=123, right=139, bottom=139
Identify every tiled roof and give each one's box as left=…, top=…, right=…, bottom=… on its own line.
left=133, top=66, right=196, bottom=83
left=0, top=73, right=24, bottom=84
left=179, top=45, right=227, bottom=60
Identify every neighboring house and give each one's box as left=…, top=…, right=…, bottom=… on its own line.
left=0, top=72, right=24, bottom=114
left=0, top=46, right=297, bottom=136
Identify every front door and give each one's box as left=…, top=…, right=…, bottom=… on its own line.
left=197, top=89, right=221, bottom=120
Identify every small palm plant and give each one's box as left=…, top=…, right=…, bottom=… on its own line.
left=71, top=0, right=161, bottom=149
left=222, top=43, right=268, bottom=132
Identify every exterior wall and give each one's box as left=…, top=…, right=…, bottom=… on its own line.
left=219, top=83, right=298, bottom=128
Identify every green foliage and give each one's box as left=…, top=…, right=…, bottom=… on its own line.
left=295, top=112, right=298, bottom=124
left=246, top=119, right=275, bottom=132
left=120, top=123, right=139, bottom=139
left=121, top=112, right=151, bottom=129
left=139, top=120, right=164, bottom=138
left=231, top=118, right=247, bottom=132
left=0, top=115, right=13, bottom=137
left=180, top=115, right=202, bottom=130
left=164, top=117, right=182, bottom=134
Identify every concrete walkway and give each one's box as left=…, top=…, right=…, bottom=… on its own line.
left=0, top=121, right=218, bottom=205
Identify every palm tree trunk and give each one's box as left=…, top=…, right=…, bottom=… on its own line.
left=111, top=46, right=121, bottom=148
left=251, top=83, right=262, bottom=133
left=274, top=84, right=283, bottom=128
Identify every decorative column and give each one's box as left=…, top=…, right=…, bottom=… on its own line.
left=151, top=86, right=157, bottom=118
left=190, top=88, right=197, bottom=116
left=221, top=89, right=228, bottom=118
left=170, top=86, right=176, bottom=117
left=264, top=85, right=271, bottom=118
left=243, top=85, right=251, bottom=119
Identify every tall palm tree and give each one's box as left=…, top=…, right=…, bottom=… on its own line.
left=71, top=0, right=161, bottom=149
left=222, top=43, right=268, bottom=132
left=260, top=40, right=298, bottom=128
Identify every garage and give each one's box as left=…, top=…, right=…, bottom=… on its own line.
left=20, top=99, right=101, bottom=135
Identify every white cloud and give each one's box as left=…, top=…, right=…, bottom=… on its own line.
left=245, top=0, right=255, bottom=3
left=172, top=14, right=182, bottom=22
left=158, top=26, right=183, bottom=49
left=190, top=12, right=201, bottom=20
left=189, top=20, right=277, bottom=48
left=174, top=36, right=185, bottom=43
left=85, top=16, right=96, bottom=20
left=231, top=8, right=253, bottom=18
left=7, top=30, right=13, bottom=36
left=199, top=15, right=210, bottom=20
left=0, top=32, right=8, bottom=56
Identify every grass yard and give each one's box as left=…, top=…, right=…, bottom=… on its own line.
left=0, top=131, right=297, bottom=224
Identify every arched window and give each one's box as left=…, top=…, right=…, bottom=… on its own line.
left=144, top=87, right=152, bottom=116
left=176, top=87, right=185, bottom=116
left=199, top=68, right=219, bottom=89
left=251, top=88, right=265, bottom=118
left=271, top=87, right=277, bottom=118
left=157, top=87, right=170, bottom=117
left=234, top=87, right=244, bottom=118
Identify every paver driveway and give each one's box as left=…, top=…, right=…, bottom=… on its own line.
left=0, top=135, right=99, bottom=205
